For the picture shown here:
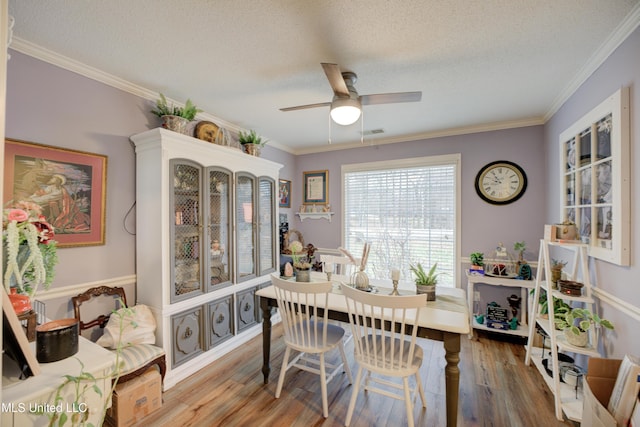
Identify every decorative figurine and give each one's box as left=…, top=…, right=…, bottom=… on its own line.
left=283, top=262, right=294, bottom=277
left=507, top=294, right=522, bottom=324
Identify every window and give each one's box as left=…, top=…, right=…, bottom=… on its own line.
left=559, top=87, right=630, bottom=266
left=342, top=154, right=460, bottom=287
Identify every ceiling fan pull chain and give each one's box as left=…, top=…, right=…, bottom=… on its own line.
left=328, top=111, right=332, bottom=144
left=360, top=109, right=364, bottom=144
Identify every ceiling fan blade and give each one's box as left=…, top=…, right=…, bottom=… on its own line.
left=360, top=91, right=422, bottom=105
left=321, top=63, right=350, bottom=97
left=280, top=101, right=331, bottom=112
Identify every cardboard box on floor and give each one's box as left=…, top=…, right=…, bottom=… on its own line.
left=105, top=368, right=162, bottom=427
left=582, top=358, right=621, bottom=427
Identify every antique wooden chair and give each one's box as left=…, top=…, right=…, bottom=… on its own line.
left=71, top=286, right=166, bottom=385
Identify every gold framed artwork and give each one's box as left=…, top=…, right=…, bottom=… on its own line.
left=303, top=170, right=328, bottom=205
left=3, top=139, right=108, bottom=247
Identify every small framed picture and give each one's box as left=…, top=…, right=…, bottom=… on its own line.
left=303, top=170, right=328, bottom=204
left=279, top=179, right=291, bottom=208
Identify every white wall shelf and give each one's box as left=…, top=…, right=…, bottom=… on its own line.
left=296, top=212, right=334, bottom=222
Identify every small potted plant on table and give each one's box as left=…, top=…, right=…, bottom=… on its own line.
left=409, top=262, right=443, bottom=301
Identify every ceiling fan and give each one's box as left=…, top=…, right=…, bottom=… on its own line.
left=280, top=63, right=422, bottom=126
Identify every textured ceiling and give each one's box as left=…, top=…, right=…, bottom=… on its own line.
left=8, top=0, right=640, bottom=153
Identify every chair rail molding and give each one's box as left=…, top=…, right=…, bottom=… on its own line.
left=33, top=275, right=137, bottom=302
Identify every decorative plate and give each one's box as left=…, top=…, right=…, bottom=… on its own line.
left=483, top=272, right=519, bottom=279
left=194, top=121, right=220, bottom=144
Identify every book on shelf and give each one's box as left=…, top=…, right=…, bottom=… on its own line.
left=607, top=354, right=640, bottom=426
left=544, top=224, right=557, bottom=241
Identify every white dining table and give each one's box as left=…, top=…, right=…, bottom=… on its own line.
left=256, top=272, right=470, bottom=427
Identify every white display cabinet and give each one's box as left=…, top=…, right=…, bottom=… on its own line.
left=131, top=128, right=281, bottom=389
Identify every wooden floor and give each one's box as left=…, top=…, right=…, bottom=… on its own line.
left=136, top=326, right=577, bottom=427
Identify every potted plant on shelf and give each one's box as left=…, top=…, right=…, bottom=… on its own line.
left=534, top=289, right=571, bottom=326
left=238, top=129, right=268, bottom=156
left=513, top=241, right=526, bottom=264
left=151, top=93, right=202, bottom=135
left=469, top=252, right=484, bottom=273
left=550, top=258, right=566, bottom=289
left=554, top=307, right=614, bottom=347
left=409, top=262, right=443, bottom=301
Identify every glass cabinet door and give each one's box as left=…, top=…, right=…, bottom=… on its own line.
left=235, top=173, right=256, bottom=282
left=206, top=167, right=232, bottom=291
left=258, top=177, right=276, bottom=275
left=171, top=160, right=204, bottom=302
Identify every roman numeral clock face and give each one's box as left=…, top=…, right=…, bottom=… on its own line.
left=474, top=161, right=527, bottom=205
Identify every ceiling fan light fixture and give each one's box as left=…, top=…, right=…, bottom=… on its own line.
left=330, top=98, right=361, bottom=125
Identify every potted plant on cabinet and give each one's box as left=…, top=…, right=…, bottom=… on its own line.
left=151, top=93, right=202, bottom=135
left=238, top=129, right=268, bottom=156
left=554, top=307, right=614, bottom=347
left=469, top=252, right=484, bottom=273
left=409, top=262, right=443, bottom=301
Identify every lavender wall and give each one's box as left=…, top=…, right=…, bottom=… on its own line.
left=292, top=127, right=546, bottom=264
left=544, top=26, right=640, bottom=358
left=5, top=51, right=155, bottom=286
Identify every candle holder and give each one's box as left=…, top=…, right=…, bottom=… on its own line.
left=390, top=279, right=399, bottom=295
left=326, top=271, right=332, bottom=282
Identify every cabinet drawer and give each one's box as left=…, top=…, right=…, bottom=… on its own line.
left=207, top=296, right=234, bottom=348
left=171, top=306, right=204, bottom=368
left=236, top=287, right=257, bottom=332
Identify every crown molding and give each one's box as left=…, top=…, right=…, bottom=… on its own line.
left=292, top=117, right=544, bottom=155
left=10, top=38, right=242, bottom=132
left=544, top=2, right=640, bottom=121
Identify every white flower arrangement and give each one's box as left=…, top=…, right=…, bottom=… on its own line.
left=2, top=201, right=58, bottom=298
left=289, top=240, right=312, bottom=270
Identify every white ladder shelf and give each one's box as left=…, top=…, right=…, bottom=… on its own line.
left=524, top=239, right=600, bottom=422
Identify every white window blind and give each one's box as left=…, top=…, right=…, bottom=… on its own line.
left=342, top=155, right=458, bottom=286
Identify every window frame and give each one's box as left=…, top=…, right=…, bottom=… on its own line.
left=341, top=153, right=461, bottom=287
left=558, top=87, right=630, bottom=266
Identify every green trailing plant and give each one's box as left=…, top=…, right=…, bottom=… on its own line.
left=554, top=307, right=614, bottom=334
left=409, top=262, right=443, bottom=286
left=238, top=129, right=268, bottom=147
left=469, top=252, right=484, bottom=267
left=151, top=93, right=202, bottom=121
left=534, top=289, right=571, bottom=317
left=36, top=301, right=135, bottom=427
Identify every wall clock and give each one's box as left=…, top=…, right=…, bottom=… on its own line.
left=475, top=160, right=527, bottom=205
